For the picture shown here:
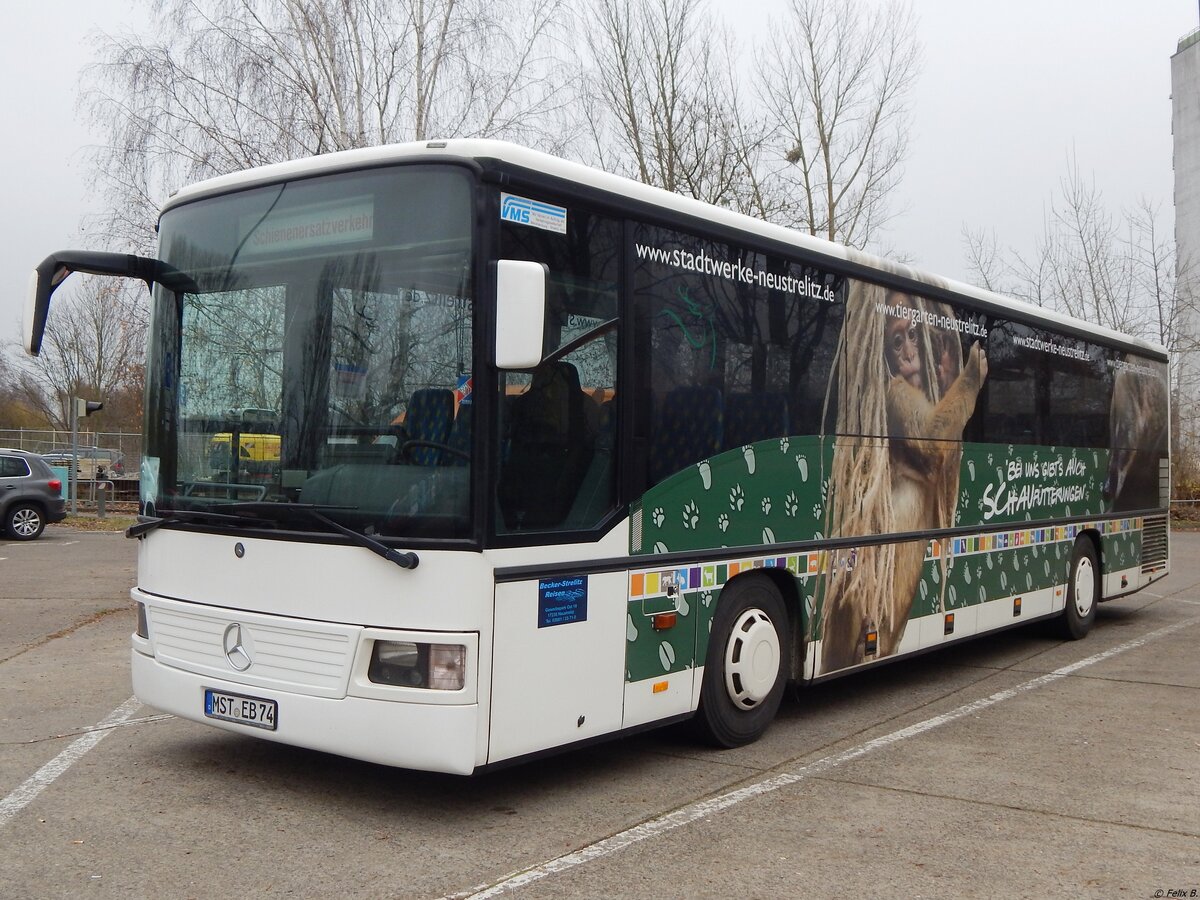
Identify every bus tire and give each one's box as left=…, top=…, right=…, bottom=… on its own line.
left=1056, top=538, right=1098, bottom=640
left=693, top=576, right=790, bottom=748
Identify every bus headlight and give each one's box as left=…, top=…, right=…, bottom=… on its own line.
left=428, top=644, right=466, bottom=691
left=136, top=602, right=149, bottom=639
left=369, top=640, right=466, bottom=691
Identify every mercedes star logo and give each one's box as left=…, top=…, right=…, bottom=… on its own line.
left=222, top=623, right=254, bottom=671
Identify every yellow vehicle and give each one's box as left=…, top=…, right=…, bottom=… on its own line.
left=209, top=432, right=281, bottom=480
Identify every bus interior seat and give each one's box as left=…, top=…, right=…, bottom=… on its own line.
left=406, top=388, right=455, bottom=465
left=725, top=392, right=789, bottom=450
left=444, top=402, right=472, bottom=466
left=564, top=394, right=616, bottom=527
left=498, top=361, right=595, bottom=529
left=650, top=385, right=723, bottom=485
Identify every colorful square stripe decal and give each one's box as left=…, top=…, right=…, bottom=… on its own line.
left=628, top=550, right=824, bottom=599
left=926, top=518, right=1141, bottom=563
left=627, top=517, right=1145, bottom=602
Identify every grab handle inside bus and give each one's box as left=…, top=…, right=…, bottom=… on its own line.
left=493, top=259, right=547, bottom=369
left=25, top=250, right=198, bottom=356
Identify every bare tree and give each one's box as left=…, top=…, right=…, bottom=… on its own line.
left=84, top=0, right=573, bottom=251
left=1128, top=199, right=1200, bottom=481
left=961, top=162, right=1200, bottom=481
left=0, top=353, right=44, bottom=428
left=756, top=0, right=920, bottom=249
left=960, top=225, right=1007, bottom=295
left=577, top=0, right=768, bottom=213
left=965, top=160, right=1174, bottom=339
left=1130, top=199, right=1199, bottom=356
left=1038, top=163, right=1147, bottom=334
left=10, top=279, right=146, bottom=432
left=55, top=0, right=572, bottom=431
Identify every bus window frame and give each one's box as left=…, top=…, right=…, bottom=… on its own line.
left=483, top=185, right=629, bottom=550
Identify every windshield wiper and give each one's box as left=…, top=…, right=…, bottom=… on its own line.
left=128, top=502, right=420, bottom=570
left=221, top=502, right=420, bottom=570
left=126, top=508, right=270, bottom=539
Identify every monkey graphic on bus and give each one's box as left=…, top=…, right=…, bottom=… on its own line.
left=819, top=284, right=987, bottom=673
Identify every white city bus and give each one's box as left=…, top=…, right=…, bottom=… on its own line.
left=27, top=141, right=1169, bottom=774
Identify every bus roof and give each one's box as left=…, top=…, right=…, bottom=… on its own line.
left=163, top=139, right=1168, bottom=359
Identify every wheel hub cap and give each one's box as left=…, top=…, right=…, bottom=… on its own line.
left=724, top=609, right=781, bottom=709
left=13, top=509, right=39, bottom=537
left=1074, top=557, right=1096, bottom=617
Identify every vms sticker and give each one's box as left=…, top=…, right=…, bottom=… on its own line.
left=501, top=193, right=568, bottom=234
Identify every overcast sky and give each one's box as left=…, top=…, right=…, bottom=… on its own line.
left=1, top=0, right=1197, bottom=348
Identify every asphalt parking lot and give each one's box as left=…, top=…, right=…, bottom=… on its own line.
left=1, top=525, right=1197, bottom=899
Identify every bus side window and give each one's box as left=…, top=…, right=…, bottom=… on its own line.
left=649, top=386, right=724, bottom=485
left=726, top=392, right=789, bottom=450
left=494, top=197, right=620, bottom=537
left=498, top=361, right=595, bottom=529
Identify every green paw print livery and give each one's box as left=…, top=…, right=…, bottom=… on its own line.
left=626, top=437, right=1146, bottom=684
left=636, top=435, right=829, bottom=555
left=625, top=552, right=823, bottom=683
left=636, top=441, right=1113, bottom=558
left=909, top=517, right=1144, bottom=619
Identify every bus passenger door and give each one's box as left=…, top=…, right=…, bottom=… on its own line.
left=489, top=572, right=627, bottom=764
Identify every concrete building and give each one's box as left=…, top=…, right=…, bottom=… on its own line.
left=1172, top=26, right=1200, bottom=478
left=1176, top=27, right=1200, bottom=287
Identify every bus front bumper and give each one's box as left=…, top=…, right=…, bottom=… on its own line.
left=131, top=647, right=482, bottom=775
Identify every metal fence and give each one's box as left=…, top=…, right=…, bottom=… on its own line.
left=0, top=429, right=142, bottom=480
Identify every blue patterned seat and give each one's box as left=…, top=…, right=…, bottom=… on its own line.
left=405, top=388, right=454, bottom=466
left=445, top=402, right=472, bottom=466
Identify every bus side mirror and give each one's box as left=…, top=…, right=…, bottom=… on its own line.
left=24, top=259, right=70, bottom=356
left=494, top=259, right=547, bottom=370
left=25, top=250, right=198, bottom=356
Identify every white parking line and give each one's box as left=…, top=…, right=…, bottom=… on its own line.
left=458, top=616, right=1200, bottom=899
left=0, top=697, right=143, bottom=828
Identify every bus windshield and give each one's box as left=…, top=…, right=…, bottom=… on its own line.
left=142, top=165, right=475, bottom=541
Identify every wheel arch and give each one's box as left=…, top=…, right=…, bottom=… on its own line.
left=3, top=497, right=47, bottom=518
left=1078, top=527, right=1104, bottom=598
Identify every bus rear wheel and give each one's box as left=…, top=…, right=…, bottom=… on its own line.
left=694, top=577, right=790, bottom=748
left=1056, top=538, right=1098, bottom=640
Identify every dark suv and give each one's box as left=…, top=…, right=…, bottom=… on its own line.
left=0, top=449, right=67, bottom=540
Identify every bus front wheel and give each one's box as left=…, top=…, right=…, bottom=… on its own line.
left=1056, top=538, right=1099, bottom=640
left=693, top=577, right=790, bottom=748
